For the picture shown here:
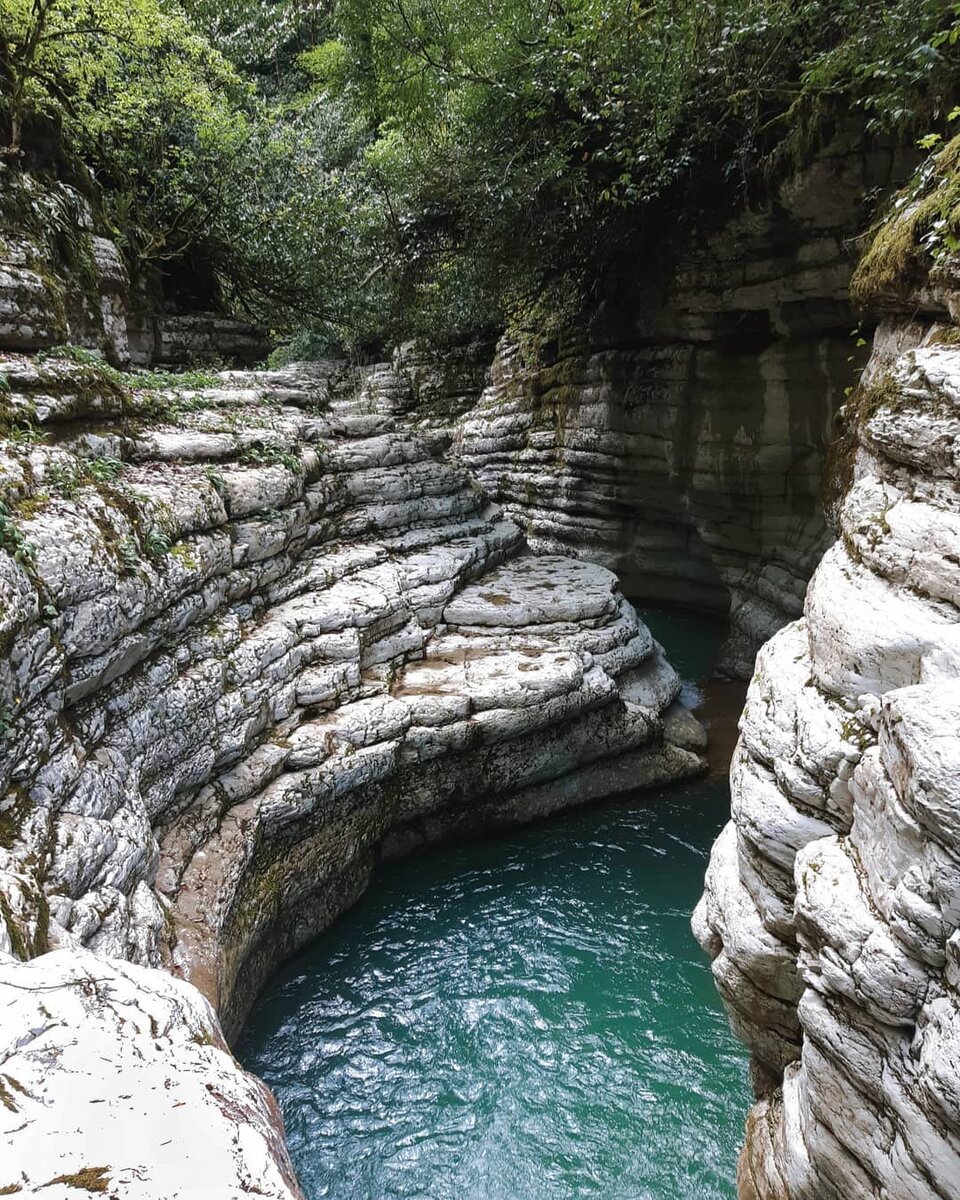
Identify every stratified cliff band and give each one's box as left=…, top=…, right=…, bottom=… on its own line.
left=0, top=352, right=703, bottom=1195
left=695, top=255, right=960, bottom=1197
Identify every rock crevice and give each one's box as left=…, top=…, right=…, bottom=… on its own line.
left=448, top=139, right=906, bottom=675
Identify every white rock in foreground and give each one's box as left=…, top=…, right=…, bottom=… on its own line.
left=0, top=950, right=301, bottom=1199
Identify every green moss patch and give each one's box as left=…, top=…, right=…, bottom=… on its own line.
left=821, top=372, right=900, bottom=525
left=853, top=133, right=960, bottom=305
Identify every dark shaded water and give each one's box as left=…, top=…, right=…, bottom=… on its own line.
left=238, top=609, right=749, bottom=1200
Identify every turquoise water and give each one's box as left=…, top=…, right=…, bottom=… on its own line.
left=237, top=611, right=749, bottom=1200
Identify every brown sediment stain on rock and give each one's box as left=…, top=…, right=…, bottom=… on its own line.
left=695, top=678, right=749, bottom=778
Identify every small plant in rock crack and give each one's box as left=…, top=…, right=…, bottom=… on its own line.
left=48, top=454, right=127, bottom=499
left=7, top=421, right=46, bottom=446
left=0, top=701, right=15, bottom=741
left=239, top=443, right=303, bottom=474
left=121, top=364, right=221, bottom=395
left=204, top=466, right=226, bottom=495
left=143, top=528, right=172, bottom=559
left=42, top=344, right=103, bottom=367
left=46, top=462, right=81, bottom=499
left=118, top=537, right=141, bottom=573
left=0, top=502, right=36, bottom=563
left=85, top=455, right=125, bottom=483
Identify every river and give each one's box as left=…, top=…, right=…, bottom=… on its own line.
left=237, top=608, right=750, bottom=1200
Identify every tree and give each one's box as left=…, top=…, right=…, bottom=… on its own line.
left=0, top=0, right=255, bottom=268
left=1, top=0, right=67, bottom=155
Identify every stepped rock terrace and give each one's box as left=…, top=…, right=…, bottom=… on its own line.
left=0, top=354, right=703, bottom=1195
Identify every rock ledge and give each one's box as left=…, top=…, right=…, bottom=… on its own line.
left=0, top=355, right=702, bottom=1195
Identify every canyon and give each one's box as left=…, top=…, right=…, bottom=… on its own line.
left=695, top=269, right=960, bottom=1195
left=0, top=348, right=703, bottom=1194
left=1, top=128, right=960, bottom=1200
left=454, top=135, right=904, bottom=676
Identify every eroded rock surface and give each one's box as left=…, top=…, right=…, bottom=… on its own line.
left=0, top=353, right=702, bottom=1194
left=0, top=949, right=303, bottom=1198
left=0, top=167, right=270, bottom=367
left=452, top=139, right=907, bottom=676
left=695, top=333, right=960, bottom=1198
left=0, top=169, right=133, bottom=362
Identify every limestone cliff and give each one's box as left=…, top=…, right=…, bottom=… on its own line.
left=0, top=164, right=268, bottom=367
left=454, top=139, right=906, bottom=675
left=695, top=213, right=960, bottom=1200
left=0, top=351, right=703, bottom=1193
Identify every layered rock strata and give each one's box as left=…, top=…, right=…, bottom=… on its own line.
left=0, top=166, right=268, bottom=367
left=0, top=353, right=702, bottom=1194
left=695, top=333, right=960, bottom=1197
left=456, top=140, right=906, bottom=674
left=0, top=167, right=133, bottom=362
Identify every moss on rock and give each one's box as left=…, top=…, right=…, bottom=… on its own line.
left=853, top=133, right=960, bottom=305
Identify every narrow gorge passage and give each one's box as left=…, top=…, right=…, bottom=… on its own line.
left=238, top=613, right=749, bottom=1200
left=3, top=5, right=960, bottom=1198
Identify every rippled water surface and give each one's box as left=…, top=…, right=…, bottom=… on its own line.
left=238, top=611, right=749, bottom=1200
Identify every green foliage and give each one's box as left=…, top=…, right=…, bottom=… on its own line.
left=47, top=453, right=125, bottom=499
left=323, top=0, right=960, bottom=337
left=0, top=500, right=36, bottom=563
left=795, top=1, right=960, bottom=135
left=854, top=127, right=960, bottom=302
left=266, top=326, right=341, bottom=367
left=39, top=345, right=220, bottom=393
left=118, top=535, right=140, bottom=572
left=142, top=527, right=171, bottom=558
left=181, top=0, right=334, bottom=76
left=4, top=0, right=960, bottom=350
left=204, top=465, right=226, bottom=494
left=123, top=367, right=221, bottom=392
left=1, top=0, right=252, bottom=278
left=298, top=40, right=348, bottom=92
left=42, top=344, right=103, bottom=366
left=238, top=441, right=303, bottom=473
left=6, top=420, right=44, bottom=446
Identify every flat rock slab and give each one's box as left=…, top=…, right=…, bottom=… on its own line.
left=443, top=555, right=618, bottom=627
left=398, top=646, right=583, bottom=712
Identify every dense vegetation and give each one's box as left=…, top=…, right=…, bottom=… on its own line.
left=2, top=0, right=959, bottom=353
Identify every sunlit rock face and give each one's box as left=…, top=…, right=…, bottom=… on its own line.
left=695, top=319, right=960, bottom=1198
left=0, top=354, right=703, bottom=1194
left=0, top=949, right=305, bottom=1198
left=453, top=140, right=906, bottom=676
